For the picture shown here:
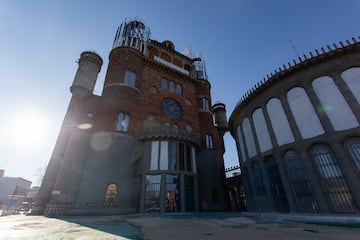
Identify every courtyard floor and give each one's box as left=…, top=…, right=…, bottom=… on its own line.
left=1, top=212, right=360, bottom=239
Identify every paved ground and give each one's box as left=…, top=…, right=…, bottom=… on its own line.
left=1, top=212, right=360, bottom=240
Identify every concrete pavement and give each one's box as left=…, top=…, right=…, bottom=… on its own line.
left=0, top=212, right=360, bottom=239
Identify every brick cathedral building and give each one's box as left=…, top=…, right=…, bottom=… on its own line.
left=34, top=19, right=229, bottom=215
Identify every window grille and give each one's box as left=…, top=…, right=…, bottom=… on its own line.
left=283, top=150, right=319, bottom=213
left=311, top=145, right=358, bottom=213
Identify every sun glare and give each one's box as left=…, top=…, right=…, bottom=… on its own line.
left=8, top=109, right=51, bottom=150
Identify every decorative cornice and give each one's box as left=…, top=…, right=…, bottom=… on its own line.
left=148, top=39, right=193, bottom=62
left=143, top=57, right=200, bottom=87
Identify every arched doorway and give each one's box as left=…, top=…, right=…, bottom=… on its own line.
left=104, top=183, right=117, bottom=206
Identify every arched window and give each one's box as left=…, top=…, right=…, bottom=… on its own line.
left=175, top=83, right=182, bottom=95
left=124, top=70, right=136, bottom=87
left=202, top=98, right=209, bottom=111
left=161, top=78, right=168, bottom=90
left=104, top=183, right=117, bottom=205
left=311, top=145, right=357, bottom=213
left=252, top=162, right=266, bottom=196
left=345, top=139, right=360, bottom=170
left=283, top=150, right=319, bottom=213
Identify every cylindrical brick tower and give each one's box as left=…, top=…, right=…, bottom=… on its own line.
left=70, top=51, right=103, bottom=99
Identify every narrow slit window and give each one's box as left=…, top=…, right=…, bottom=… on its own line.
left=205, top=133, right=213, bottom=149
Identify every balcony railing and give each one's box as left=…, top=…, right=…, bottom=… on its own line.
left=137, top=125, right=199, bottom=146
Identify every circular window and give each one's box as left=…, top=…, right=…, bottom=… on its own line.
left=161, top=98, right=182, bottom=120
left=185, top=98, right=192, bottom=106
left=185, top=124, right=193, bottom=132
left=150, top=86, right=157, bottom=94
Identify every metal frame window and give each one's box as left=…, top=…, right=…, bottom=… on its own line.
left=283, top=150, right=319, bottom=213
left=311, top=145, right=357, bottom=213
left=150, top=141, right=196, bottom=172
left=346, top=139, right=360, bottom=170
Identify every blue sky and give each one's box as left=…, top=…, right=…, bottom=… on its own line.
left=0, top=0, right=359, bottom=185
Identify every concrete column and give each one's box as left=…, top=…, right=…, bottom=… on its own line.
left=304, top=85, right=334, bottom=132
left=333, top=73, right=360, bottom=123
left=262, top=105, right=279, bottom=148
left=279, top=95, right=302, bottom=141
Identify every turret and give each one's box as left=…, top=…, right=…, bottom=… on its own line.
left=192, top=57, right=208, bottom=80
left=213, top=102, right=228, bottom=136
left=70, top=51, right=103, bottom=99
left=112, top=18, right=151, bottom=55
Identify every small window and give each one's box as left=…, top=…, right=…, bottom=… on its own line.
left=124, top=70, right=136, bottom=87
left=116, top=113, right=129, bottom=132
left=169, top=81, right=175, bottom=93
left=202, top=98, right=209, bottom=111
left=161, top=78, right=182, bottom=95
left=205, top=133, right=213, bottom=149
left=162, top=78, right=168, bottom=90
left=175, top=84, right=182, bottom=95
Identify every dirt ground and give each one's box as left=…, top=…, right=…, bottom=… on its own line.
left=0, top=213, right=360, bottom=240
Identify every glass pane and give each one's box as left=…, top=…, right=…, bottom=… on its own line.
left=347, top=141, right=360, bottom=170
left=145, top=175, right=161, bottom=212
left=116, top=113, right=124, bottom=131
left=123, top=114, right=129, bottom=131
left=159, top=141, right=169, bottom=170
left=150, top=141, right=159, bottom=170
left=161, top=78, right=168, bottom=90
left=169, top=81, right=175, bottom=92
left=202, top=98, right=209, bottom=111
left=116, top=113, right=128, bottom=131
left=175, top=84, right=182, bottom=95
left=166, top=175, right=180, bottom=212
left=312, top=146, right=358, bottom=213
left=283, top=150, right=319, bottom=213
left=169, top=141, right=177, bottom=170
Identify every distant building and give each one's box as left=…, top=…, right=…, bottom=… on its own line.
left=34, top=18, right=229, bottom=216
left=229, top=38, right=360, bottom=213
left=0, top=169, right=32, bottom=214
